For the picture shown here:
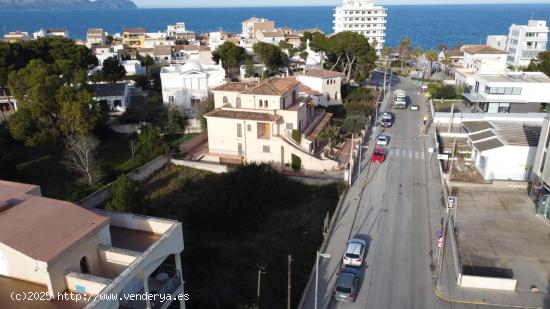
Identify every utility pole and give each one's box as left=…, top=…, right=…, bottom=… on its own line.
left=256, top=266, right=266, bottom=307
left=287, top=255, right=292, bottom=309
left=382, top=55, right=388, bottom=99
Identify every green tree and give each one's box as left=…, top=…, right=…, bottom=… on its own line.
left=342, top=114, right=368, bottom=134
left=199, top=99, right=215, bottom=129
left=166, top=109, right=187, bottom=134
left=324, top=32, right=377, bottom=84
left=212, top=42, right=248, bottom=77
left=252, top=42, right=289, bottom=76
left=57, top=86, right=97, bottom=136
left=136, top=124, right=169, bottom=162
left=318, top=125, right=338, bottom=147
left=244, top=57, right=255, bottom=78
left=99, top=57, right=126, bottom=83
left=106, top=174, right=142, bottom=213
left=291, top=154, right=302, bottom=172
left=526, top=51, right=550, bottom=76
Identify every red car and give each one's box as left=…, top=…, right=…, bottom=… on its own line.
left=370, top=148, right=385, bottom=163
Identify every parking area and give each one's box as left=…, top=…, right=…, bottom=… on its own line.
left=453, top=186, right=550, bottom=292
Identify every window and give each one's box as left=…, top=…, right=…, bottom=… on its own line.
left=286, top=123, right=293, bottom=130
left=236, top=97, right=241, bottom=108
left=259, top=100, right=263, bottom=107
left=80, top=257, right=89, bottom=274
left=265, top=101, right=268, bottom=108
left=327, top=94, right=331, bottom=102
left=282, top=97, right=286, bottom=107
left=237, top=123, right=242, bottom=137
left=247, top=124, right=251, bottom=131
left=262, top=145, right=270, bottom=153
left=223, top=96, right=228, bottom=104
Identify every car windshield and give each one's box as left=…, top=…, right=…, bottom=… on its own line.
left=378, top=136, right=386, bottom=141
left=374, top=150, right=383, bottom=156
left=346, top=253, right=360, bottom=259
left=336, top=286, right=352, bottom=293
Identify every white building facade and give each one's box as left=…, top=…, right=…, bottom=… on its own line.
left=333, top=0, right=387, bottom=54
left=506, top=20, right=549, bottom=68
left=160, top=61, right=226, bottom=115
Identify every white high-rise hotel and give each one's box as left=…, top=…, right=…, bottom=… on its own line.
left=333, top=0, right=387, bottom=54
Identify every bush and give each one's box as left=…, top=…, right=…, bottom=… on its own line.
left=435, top=84, right=458, bottom=99
left=291, top=154, right=302, bottom=172
left=106, top=174, right=142, bottom=212
left=292, top=129, right=301, bottom=144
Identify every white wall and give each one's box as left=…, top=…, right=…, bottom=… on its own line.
left=474, top=73, right=550, bottom=104
left=479, top=145, right=536, bottom=181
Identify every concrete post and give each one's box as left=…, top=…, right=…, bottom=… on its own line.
left=175, top=253, right=186, bottom=309
left=143, top=275, right=152, bottom=309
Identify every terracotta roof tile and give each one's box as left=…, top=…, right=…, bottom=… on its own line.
left=205, top=108, right=282, bottom=122
left=295, top=69, right=343, bottom=79
left=306, top=113, right=333, bottom=141
left=212, top=82, right=256, bottom=92
left=241, top=77, right=300, bottom=96
left=463, top=45, right=508, bottom=55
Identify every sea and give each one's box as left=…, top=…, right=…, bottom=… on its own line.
left=0, top=4, right=550, bottom=50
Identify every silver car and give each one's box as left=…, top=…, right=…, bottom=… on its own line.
left=334, top=267, right=360, bottom=302
left=343, top=238, right=367, bottom=266
left=376, top=135, right=390, bottom=146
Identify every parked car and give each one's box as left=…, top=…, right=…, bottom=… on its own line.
left=381, top=112, right=393, bottom=127
left=370, top=148, right=386, bottom=163
left=334, top=267, right=360, bottom=303
left=376, top=135, right=390, bottom=146
left=410, top=104, right=419, bottom=111
left=343, top=238, right=368, bottom=267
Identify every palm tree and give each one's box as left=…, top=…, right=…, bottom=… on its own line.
left=441, top=54, right=453, bottom=77
left=398, top=37, right=411, bottom=71
left=318, top=125, right=339, bottom=148
left=426, top=49, right=438, bottom=78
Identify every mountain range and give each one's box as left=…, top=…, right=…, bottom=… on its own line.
left=0, top=0, right=137, bottom=10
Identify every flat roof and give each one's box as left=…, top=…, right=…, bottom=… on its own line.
left=480, top=73, right=550, bottom=84
left=0, top=192, right=109, bottom=262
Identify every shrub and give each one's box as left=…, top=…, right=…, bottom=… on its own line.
left=106, top=174, right=142, bottom=213
left=292, top=129, right=301, bottom=144
left=435, top=84, right=458, bottom=99
left=291, top=154, right=302, bottom=172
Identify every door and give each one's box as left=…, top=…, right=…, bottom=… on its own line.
left=238, top=143, right=243, bottom=156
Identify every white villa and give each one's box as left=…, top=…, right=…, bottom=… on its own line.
left=203, top=74, right=345, bottom=173
left=463, top=71, right=550, bottom=113
left=294, top=68, right=343, bottom=107
left=454, top=45, right=509, bottom=87
left=160, top=61, right=226, bottom=116
left=333, top=0, right=387, bottom=54
left=241, top=17, right=275, bottom=40
left=0, top=180, right=185, bottom=309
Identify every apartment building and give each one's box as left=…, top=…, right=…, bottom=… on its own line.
left=506, top=20, right=549, bottom=68
left=3, top=31, right=30, bottom=43
left=204, top=76, right=343, bottom=173
left=241, top=17, right=276, bottom=40
left=463, top=71, right=550, bottom=113
left=0, top=180, right=185, bottom=309
left=531, top=116, right=550, bottom=217
left=122, top=28, right=146, bottom=50
left=333, top=0, right=387, bottom=54
left=486, top=35, right=508, bottom=51
left=86, top=29, right=106, bottom=48
left=166, top=22, right=196, bottom=42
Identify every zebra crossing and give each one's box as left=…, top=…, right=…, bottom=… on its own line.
left=387, top=147, right=425, bottom=160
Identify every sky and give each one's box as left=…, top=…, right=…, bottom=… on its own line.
left=133, top=0, right=550, bottom=8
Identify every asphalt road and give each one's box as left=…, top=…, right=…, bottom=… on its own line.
left=300, top=73, right=510, bottom=309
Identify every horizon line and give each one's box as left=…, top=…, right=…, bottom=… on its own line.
left=135, top=2, right=550, bottom=9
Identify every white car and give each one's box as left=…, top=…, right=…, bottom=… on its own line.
left=410, top=104, right=420, bottom=111
left=343, top=238, right=367, bottom=267
left=376, top=135, right=390, bottom=146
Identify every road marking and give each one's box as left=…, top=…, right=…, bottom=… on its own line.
left=421, top=151, right=425, bottom=160
left=408, top=150, right=413, bottom=159
left=415, top=151, right=420, bottom=159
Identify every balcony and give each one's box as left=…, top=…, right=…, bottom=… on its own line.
left=119, top=267, right=183, bottom=309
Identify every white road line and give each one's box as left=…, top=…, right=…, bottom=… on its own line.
left=415, top=151, right=420, bottom=159
left=421, top=151, right=425, bottom=160
left=408, top=150, right=413, bottom=159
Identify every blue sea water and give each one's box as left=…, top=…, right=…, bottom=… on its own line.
left=0, top=4, right=549, bottom=50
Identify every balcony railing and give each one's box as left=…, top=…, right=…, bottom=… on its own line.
left=119, top=270, right=182, bottom=309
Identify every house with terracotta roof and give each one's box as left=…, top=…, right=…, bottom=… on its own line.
left=294, top=69, right=343, bottom=107
left=455, top=44, right=509, bottom=87
left=0, top=180, right=185, bottom=309
left=203, top=77, right=341, bottom=173
left=255, top=30, right=285, bottom=44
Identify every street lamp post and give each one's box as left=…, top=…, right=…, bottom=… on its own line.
left=257, top=267, right=266, bottom=307
left=315, top=251, right=332, bottom=309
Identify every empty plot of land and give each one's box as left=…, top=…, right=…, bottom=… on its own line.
left=454, top=186, right=550, bottom=291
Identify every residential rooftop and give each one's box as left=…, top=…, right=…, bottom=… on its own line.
left=295, top=68, right=343, bottom=79
left=204, top=108, right=283, bottom=122
left=241, top=77, right=300, bottom=96
left=479, top=72, right=550, bottom=84
left=462, top=44, right=508, bottom=55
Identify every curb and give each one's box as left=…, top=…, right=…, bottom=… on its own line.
left=297, top=188, right=349, bottom=309
left=432, top=285, right=541, bottom=309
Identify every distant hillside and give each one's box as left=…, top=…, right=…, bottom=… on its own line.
left=0, top=0, right=137, bottom=10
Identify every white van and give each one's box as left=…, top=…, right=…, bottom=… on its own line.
left=393, top=89, right=407, bottom=109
